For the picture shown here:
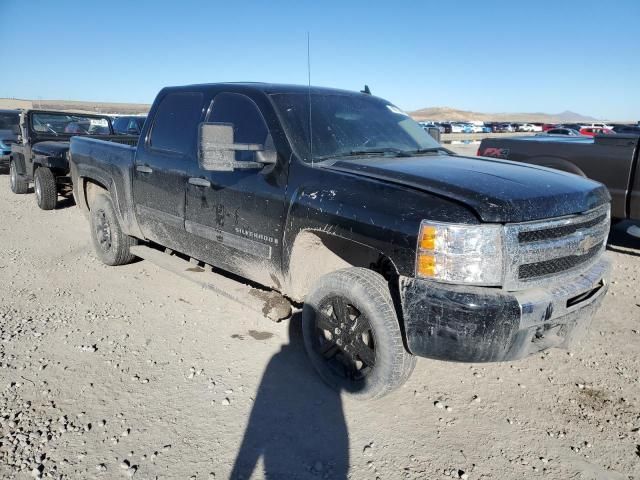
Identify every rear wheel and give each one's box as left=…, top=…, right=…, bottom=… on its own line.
left=9, top=160, right=28, bottom=194
left=302, top=268, right=416, bottom=400
left=34, top=167, right=58, bottom=210
left=89, top=193, right=138, bottom=266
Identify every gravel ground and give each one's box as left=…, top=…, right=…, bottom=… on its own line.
left=0, top=174, right=638, bottom=480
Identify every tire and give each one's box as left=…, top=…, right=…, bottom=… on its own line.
left=89, top=193, right=138, bottom=266
left=34, top=167, right=58, bottom=210
left=9, top=160, right=28, bottom=194
left=302, top=267, right=416, bottom=400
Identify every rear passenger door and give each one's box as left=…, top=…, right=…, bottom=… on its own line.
left=133, top=91, right=205, bottom=249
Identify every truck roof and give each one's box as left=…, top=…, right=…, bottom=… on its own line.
left=163, top=82, right=376, bottom=98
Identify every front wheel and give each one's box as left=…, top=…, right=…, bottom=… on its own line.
left=34, top=167, right=58, bottom=210
left=302, top=268, right=416, bottom=400
left=9, top=160, right=28, bottom=194
left=89, top=193, right=138, bottom=266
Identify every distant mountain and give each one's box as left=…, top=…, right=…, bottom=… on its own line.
left=0, top=98, right=150, bottom=115
left=410, top=106, right=601, bottom=123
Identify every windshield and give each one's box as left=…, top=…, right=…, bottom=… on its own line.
left=31, top=113, right=111, bottom=136
left=0, top=113, right=20, bottom=134
left=270, top=93, right=442, bottom=162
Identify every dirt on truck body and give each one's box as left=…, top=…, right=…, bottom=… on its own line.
left=69, top=82, right=611, bottom=399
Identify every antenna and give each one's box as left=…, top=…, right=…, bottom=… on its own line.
left=307, top=31, right=313, bottom=167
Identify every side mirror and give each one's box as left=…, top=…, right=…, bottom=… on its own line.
left=198, top=123, right=276, bottom=172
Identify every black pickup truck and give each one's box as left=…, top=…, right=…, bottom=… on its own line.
left=9, top=110, right=137, bottom=210
left=478, top=134, right=640, bottom=223
left=70, top=83, right=611, bottom=399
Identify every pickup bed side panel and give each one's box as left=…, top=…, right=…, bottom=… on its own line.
left=281, top=164, right=479, bottom=299
left=70, top=137, right=144, bottom=239
left=478, top=137, right=636, bottom=219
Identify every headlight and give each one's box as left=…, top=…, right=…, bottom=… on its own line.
left=416, top=221, right=503, bottom=285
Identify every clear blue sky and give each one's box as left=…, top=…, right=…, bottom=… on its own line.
left=2, top=0, right=639, bottom=119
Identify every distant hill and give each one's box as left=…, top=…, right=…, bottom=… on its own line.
left=0, top=98, right=150, bottom=115
left=410, top=106, right=601, bottom=123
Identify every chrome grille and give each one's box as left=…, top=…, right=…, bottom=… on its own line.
left=503, top=205, right=610, bottom=290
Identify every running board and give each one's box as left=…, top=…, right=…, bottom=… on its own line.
left=129, top=245, right=292, bottom=322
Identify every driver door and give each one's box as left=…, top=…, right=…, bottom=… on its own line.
left=184, top=92, right=288, bottom=289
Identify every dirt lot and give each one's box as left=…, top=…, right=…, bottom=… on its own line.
left=0, top=173, right=638, bottom=480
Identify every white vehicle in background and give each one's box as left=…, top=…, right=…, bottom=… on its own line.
left=517, top=123, right=536, bottom=132
left=450, top=123, right=465, bottom=133
left=530, top=124, right=543, bottom=132
left=582, top=122, right=614, bottom=130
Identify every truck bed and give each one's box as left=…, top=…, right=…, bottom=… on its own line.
left=69, top=136, right=142, bottom=237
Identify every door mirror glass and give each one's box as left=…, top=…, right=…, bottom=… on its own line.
left=198, top=122, right=276, bottom=171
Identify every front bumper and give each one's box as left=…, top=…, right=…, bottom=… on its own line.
left=399, top=256, right=610, bottom=362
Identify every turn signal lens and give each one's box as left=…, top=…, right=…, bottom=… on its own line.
left=419, top=226, right=437, bottom=250
left=417, top=254, right=436, bottom=277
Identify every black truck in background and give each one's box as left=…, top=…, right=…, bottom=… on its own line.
left=478, top=134, right=640, bottom=223
left=9, top=110, right=137, bottom=210
left=69, top=83, right=611, bottom=399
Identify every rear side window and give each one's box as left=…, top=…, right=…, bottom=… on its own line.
left=150, top=92, right=204, bottom=154
left=206, top=92, right=271, bottom=162
left=112, top=117, right=128, bottom=134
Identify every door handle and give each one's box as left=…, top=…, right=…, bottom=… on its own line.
left=136, top=165, right=153, bottom=174
left=188, top=177, right=211, bottom=188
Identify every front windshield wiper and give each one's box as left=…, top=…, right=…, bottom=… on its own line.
left=345, top=147, right=412, bottom=157
left=312, top=146, right=450, bottom=162
left=403, top=147, right=451, bottom=155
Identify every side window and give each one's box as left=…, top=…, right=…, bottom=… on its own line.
left=113, top=118, right=126, bottom=134
left=206, top=92, right=272, bottom=162
left=127, top=118, right=140, bottom=133
left=150, top=92, right=204, bottom=154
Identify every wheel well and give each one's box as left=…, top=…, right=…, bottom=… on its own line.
left=82, top=178, right=109, bottom=211
left=285, top=230, right=399, bottom=302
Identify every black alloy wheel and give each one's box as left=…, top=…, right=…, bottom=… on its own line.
left=312, top=295, right=376, bottom=382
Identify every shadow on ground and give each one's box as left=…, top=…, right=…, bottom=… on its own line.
left=231, top=314, right=349, bottom=479
left=608, top=220, right=640, bottom=257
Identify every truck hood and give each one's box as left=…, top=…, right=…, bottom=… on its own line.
left=32, top=141, right=70, bottom=159
left=322, top=154, right=610, bottom=223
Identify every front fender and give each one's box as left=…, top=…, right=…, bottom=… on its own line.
left=282, top=171, right=479, bottom=280
left=33, top=155, right=69, bottom=172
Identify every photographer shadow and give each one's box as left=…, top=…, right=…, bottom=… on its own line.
left=231, top=313, right=349, bottom=479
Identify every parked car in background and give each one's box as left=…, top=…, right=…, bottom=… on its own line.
left=561, top=123, right=584, bottom=131
left=478, top=133, right=640, bottom=223
left=579, top=127, right=614, bottom=137
left=112, top=115, right=147, bottom=135
left=9, top=110, right=136, bottom=210
left=517, top=123, right=542, bottom=132
left=439, top=122, right=453, bottom=134
left=582, top=123, right=614, bottom=130
left=543, top=128, right=583, bottom=136
left=69, top=82, right=611, bottom=399
left=496, top=123, right=515, bottom=133
left=0, top=109, right=21, bottom=165
left=450, top=123, right=466, bottom=133
left=612, top=124, right=640, bottom=135
left=542, top=123, right=560, bottom=131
